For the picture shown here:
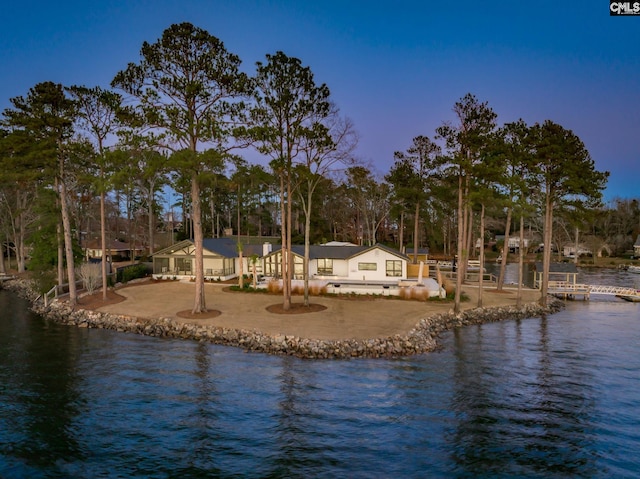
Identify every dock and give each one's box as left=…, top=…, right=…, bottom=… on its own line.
left=547, top=281, right=640, bottom=301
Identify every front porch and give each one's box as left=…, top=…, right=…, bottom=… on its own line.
left=152, top=256, right=236, bottom=282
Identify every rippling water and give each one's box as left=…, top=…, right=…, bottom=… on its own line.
left=1, top=269, right=639, bottom=478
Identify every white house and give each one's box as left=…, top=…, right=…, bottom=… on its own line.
left=153, top=240, right=444, bottom=297
left=151, top=238, right=267, bottom=280
left=491, top=235, right=531, bottom=252
left=563, top=244, right=592, bottom=258
left=262, top=243, right=409, bottom=282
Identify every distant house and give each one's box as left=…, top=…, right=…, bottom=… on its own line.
left=563, top=244, right=592, bottom=258
left=84, top=239, right=144, bottom=262
left=151, top=238, right=269, bottom=280
left=493, top=235, right=531, bottom=252
left=262, top=243, right=409, bottom=282
left=405, top=247, right=429, bottom=264
left=634, top=235, right=640, bottom=258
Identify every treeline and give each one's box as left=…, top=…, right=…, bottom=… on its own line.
left=0, top=22, right=624, bottom=314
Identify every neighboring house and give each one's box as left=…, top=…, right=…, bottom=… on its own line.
left=405, top=247, right=429, bottom=264
left=262, top=243, right=409, bottom=282
left=634, top=235, right=640, bottom=258
left=563, top=244, right=592, bottom=258
left=84, top=239, right=144, bottom=262
left=151, top=237, right=269, bottom=280
left=493, top=235, right=531, bottom=252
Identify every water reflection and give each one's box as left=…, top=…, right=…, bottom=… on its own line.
left=2, top=276, right=640, bottom=478
left=447, top=316, right=604, bottom=478
left=0, top=294, right=84, bottom=475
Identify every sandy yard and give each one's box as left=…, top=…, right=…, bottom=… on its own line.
left=77, top=280, right=542, bottom=341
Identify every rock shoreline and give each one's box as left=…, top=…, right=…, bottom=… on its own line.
left=2, top=279, right=564, bottom=359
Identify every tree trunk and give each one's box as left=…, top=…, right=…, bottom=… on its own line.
left=0, top=241, right=6, bottom=275
left=458, top=175, right=471, bottom=281
left=59, top=179, right=77, bottom=307
left=413, top=201, right=420, bottom=264
left=100, top=189, right=108, bottom=300
left=237, top=188, right=244, bottom=290
left=16, top=192, right=27, bottom=273
left=540, top=190, right=553, bottom=307
left=280, top=173, right=290, bottom=310
left=238, top=248, right=244, bottom=289
left=454, top=174, right=464, bottom=314
left=57, top=221, right=64, bottom=287
left=460, top=194, right=471, bottom=280
left=477, top=203, right=485, bottom=308
left=252, top=260, right=257, bottom=288
left=398, top=210, right=404, bottom=253
left=285, top=170, right=293, bottom=309
left=497, top=206, right=512, bottom=291
left=191, top=174, right=207, bottom=314
left=303, top=185, right=312, bottom=307
left=516, top=214, right=524, bottom=308
left=148, top=187, right=155, bottom=255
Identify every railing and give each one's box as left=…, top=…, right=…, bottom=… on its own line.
left=546, top=281, right=640, bottom=299
left=589, top=284, right=640, bottom=297
left=547, top=281, right=590, bottom=292
left=43, top=279, right=85, bottom=307
left=44, top=285, right=58, bottom=307
left=429, top=270, right=498, bottom=283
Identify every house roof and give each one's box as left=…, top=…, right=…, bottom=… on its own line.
left=203, top=238, right=266, bottom=257
left=153, top=237, right=274, bottom=258
left=268, top=243, right=409, bottom=261
left=153, top=239, right=408, bottom=261
left=84, top=239, right=143, bottom=251
left=534, top=262, right=578, bottom=273
left=405, top=247, right=430, bottom=255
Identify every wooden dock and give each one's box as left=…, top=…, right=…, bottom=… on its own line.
left=547, top=281, right=640, bottom=301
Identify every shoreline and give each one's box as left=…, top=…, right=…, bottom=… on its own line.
left=2, top=278, right=564, bottom=359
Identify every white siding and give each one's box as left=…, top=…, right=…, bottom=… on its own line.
left=346, top=248, right=406, bottom=281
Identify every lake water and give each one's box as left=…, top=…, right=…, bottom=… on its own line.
left=1, top=268, right=639, bottom=478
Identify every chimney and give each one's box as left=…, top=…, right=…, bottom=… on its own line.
left=263, top=242, right=272, bottom=256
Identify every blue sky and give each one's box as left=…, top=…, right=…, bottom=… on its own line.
left=1, top=0, right=638, bottom=201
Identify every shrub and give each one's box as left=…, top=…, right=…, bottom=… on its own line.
left=118, top=263, right=148, bottom=283
left=79, top=262, right=101, bottom=294
left=399, top=286, right=432, bottom=301
left=267, top=280, right=281, bottom=294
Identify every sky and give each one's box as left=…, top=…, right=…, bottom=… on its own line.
left=1, top=0, right=638, bottom=202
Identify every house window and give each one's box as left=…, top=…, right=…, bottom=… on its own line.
left=358, top=262, right=377, bottom=271
left=223, top=257, right=235, bottom=276
left=386, top=260, right=402, bottom=277
left=154, top=257, right=169, bottom=274
left=318, top=258, right=333, bottom=275
left=293, top=255, right=304, bottom=279
left=264, top=254, right=279, bottom=277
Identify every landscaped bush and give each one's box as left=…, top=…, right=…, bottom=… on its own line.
left=79, top=262, right=101, bottom=294
left=117, top=263, right=148, bottom=283
left=399, top=286, right=432, bottom=301
left=267, top=280, right=281, bottom=294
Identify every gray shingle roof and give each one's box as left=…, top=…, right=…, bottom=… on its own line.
left=270, top=243, right=408, bottom=261
left=534, top=262, right=578, bottom=273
